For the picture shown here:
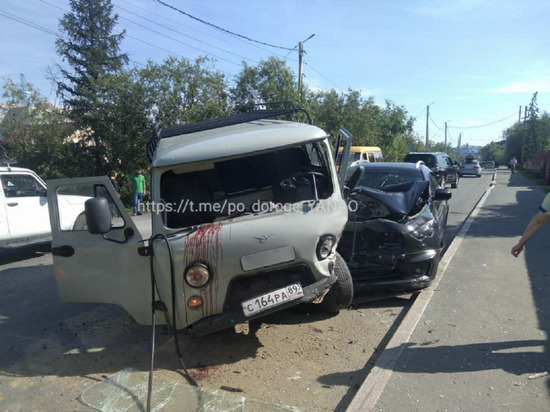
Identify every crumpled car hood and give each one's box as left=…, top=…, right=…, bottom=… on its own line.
left=353, top=180, right=428, bottom=217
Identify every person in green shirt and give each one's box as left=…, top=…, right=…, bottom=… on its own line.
left=128, top=168, right=146, bottom=215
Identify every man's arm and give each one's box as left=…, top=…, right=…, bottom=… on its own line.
left=511, top=211, right=550, bottom=257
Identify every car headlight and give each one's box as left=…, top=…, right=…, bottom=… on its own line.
left=317, top=235, right=336, bottom=260
left=410, top=220, right=435, bottom=240
left=184, top=263, right=210, bottom=288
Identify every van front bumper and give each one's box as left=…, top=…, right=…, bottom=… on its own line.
left=186, top=272, right=336, bottom=337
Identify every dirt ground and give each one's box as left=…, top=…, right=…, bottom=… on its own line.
left=155, top=300, right=411, bottom=412
left=0, top=248, right=413, bottom=411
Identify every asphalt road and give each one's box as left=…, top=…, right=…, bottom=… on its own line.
left=0, top=170, right=495, bottom=411
left=352, top=168, right=550, bottom=411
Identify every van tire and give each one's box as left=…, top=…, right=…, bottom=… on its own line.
left=320, top=252, right=354, bottom=313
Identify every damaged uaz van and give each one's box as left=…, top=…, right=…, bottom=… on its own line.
left=47, top=105, right=359, bottom=336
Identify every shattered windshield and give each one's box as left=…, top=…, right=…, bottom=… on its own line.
left=350, top=167, right=423, bottom=191
left=160, top=141, right=334, bottom=229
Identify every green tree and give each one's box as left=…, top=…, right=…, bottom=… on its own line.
left=55, top=0, right=128, bottom=175
left=480, top=142, right=506, bottom=165
left=0, top=78, right=77, bottom=179
left=231, top=57, right=302, bottom=110
left=138, top=56, right=230, bottom=127
left=503, top=122, right=525, bottom=162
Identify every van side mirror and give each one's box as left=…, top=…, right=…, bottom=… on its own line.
left=85, top=197, right=112, bottom=235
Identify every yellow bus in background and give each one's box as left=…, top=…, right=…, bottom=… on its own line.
left=338, top=146, right=384, bottom=164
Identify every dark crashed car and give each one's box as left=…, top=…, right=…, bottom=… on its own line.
left=338, top=162, right=451, bottom=292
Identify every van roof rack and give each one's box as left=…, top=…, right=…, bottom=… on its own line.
left=0, top=159, right=18, bottom=168
left=146, top=102, right=311, bottom=163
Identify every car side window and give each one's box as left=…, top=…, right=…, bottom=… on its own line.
left=56, top=183, right=125, bottom=231
left=1, top=174, right=46, bottom=198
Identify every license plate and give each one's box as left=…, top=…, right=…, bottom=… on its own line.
left=242, top=283, right=304, bottom=317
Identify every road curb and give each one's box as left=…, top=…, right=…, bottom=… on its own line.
left=345, top=175, right=496, bottom=412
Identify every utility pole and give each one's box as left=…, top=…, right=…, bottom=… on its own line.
left=457, top=132, right=462, bottom=162
left=425, top=105, right=430, bottom=150
left=521, top=105, right=527, bottom=168
left=298, top=41, right=304, bottom=93
left=425, top=102, right=435, bottom=150
left=298, top=34, right=315, bottom=95
left=444, top=121, right=448, bottom=154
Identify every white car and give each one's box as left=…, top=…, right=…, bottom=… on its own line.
left=0, top=165, right=88, bottom=247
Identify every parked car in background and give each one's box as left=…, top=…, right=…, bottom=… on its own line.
left=459, top=158, right=483, bottom=177
left=338, top=161, right=452, bottom=292
left=0, top=165, right=88, bottom=247
left=403, top=152, right=459, bottom=188
left=480, top=161, right=495, bottom=170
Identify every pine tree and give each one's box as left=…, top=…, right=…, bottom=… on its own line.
left=55, top=0, right=128, bottom=174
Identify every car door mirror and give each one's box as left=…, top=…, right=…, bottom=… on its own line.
left=434, top=188, right=452, bottom=201
left=345, top=166, right=365, bottom=197
left=85, top=197, right=112, bottom=235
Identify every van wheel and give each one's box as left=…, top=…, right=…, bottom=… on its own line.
left=320, top=253, right=354, bottom=313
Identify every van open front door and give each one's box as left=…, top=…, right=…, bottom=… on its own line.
left=335, top=128, right=353, bottom=192
left=46, top=176, right=152, bottom=325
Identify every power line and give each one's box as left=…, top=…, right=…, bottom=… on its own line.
left=38, top=0, right=236, bottom=76
left=302, top=73, right=325, bottom=91
left=117, top=0, right=296, bottom=61
left=0, top=11, right=58, bottom=37
left=303, top=61, right=346, bottom=92
left=120, top=15, right=244, bottom=67
left=153, top=0, right=294, bottom=51
left=429, top=113, right=443, bottom=130
left=448, top=112, right=517, bottom=129
left=13, top=0, right=347, bottom=95
left=115, top=4, right=259, bottom=66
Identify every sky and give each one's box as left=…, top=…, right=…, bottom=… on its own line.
left=1, top=0, right=549, bottom=149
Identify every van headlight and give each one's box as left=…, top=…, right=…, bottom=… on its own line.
left=317, top=235, right=336, bottom=260
left=184, top=263, right=210, bottom=288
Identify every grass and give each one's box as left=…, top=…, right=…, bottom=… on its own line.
left=518, top=168, right=550, bottom=194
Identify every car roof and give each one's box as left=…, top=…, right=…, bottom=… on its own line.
left=152, top=119, right=327, bottom=168
left=349, top=161, right=428, bottom=173
left=405, top=152, right=448, bottom=156
left=0, top=166, right=35, bottom=173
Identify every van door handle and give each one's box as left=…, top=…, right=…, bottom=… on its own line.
left=7, top=202, right=18, bottom=207
left=52, top=245, right=75, bottom=257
